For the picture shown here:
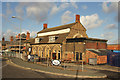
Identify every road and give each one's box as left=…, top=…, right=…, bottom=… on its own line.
left=2, top=58, right=68, bottom=78
left=1, top=58, right=120, bottom=80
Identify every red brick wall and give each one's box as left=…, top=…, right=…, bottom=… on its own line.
left=86, top=41, right=107, bottom=49
left=86, top=42, right=97, bottom=49
left=107, top=44, right=120, bottom=50
left=98, top=42, right=107, bottom=49
left=86, top=50, right=97, bottom=63
left=97, top=56, right=107, bottom=64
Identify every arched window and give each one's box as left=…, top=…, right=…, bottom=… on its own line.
left=49, top=50, right=51, bottom=59
left=42, top=51, right=43, bottom=57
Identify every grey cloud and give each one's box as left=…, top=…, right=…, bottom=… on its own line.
left=102, top=2, right=118, bottom=14
left=105, top=24, right=117, bottom=29
left=101, top=32, right=114, bottom=40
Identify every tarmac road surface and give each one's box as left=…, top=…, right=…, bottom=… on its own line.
left=1, top=58, right=120, bottom=80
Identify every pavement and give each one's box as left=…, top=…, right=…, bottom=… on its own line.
left=61, top=62, right=120, bottom=73
left=5, top=57, right=109, bottom=78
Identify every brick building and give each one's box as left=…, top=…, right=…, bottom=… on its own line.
left=107, top=44, right=120, bottom=50
left=9, top=32, right=30, bottom=56
left=31, top=14, right=108, bottom=64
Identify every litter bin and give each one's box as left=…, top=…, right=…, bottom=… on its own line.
left=89, top=58, right=97, bottom=65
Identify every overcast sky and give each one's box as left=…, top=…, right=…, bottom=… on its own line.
left=0, top=0, right=119, bottom=44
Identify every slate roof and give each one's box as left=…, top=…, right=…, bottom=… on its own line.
left=85, top=38, right=108, bottom=42
left=32, top=33, right=69, bottom=44
left=66, top=37, right=108, bottom=42
left=37, top=22, right=76, bottom=34
left=9, top=40, right=25, bottom=45
left=32, top=22, right=77, bottom=44
left=24, top=38, right=35, bottom=44
left=1, top=41, right=10, bottom=46
left=88, top=49, right=110, bottom=56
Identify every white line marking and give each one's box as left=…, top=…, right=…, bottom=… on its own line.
left=0, top=64, right=8, bottom=68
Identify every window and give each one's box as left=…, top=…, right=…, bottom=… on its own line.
left=54, top=50, right=56, bottom=53
left=40, top=38, right=43, bottom=41
left=55, top=36, right=58, bottom=40
left=80, top=53, right=82, bottom=60
left=49, top=36, right=59, bottom=42
left=35, top=38, right=39, bottom=43
left=42, top=51, right=43, bottom=57
left=35, top=38, right=43, bottom=43
left=58, top=50, right=60, bottom=59
left=49, top=36, right=55, bottom=42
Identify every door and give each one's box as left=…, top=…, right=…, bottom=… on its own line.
left=58, top=53, right=60, bottom=60
left=76, top=52, right=79, bottom=61
left=58, top=50, right=60, bottom=60
left=80, top=53, right=82, bottom=60
left=52, top=53, right=56, bottom=60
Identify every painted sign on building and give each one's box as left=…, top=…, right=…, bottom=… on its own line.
left=52, top=60, right=61, bottom=66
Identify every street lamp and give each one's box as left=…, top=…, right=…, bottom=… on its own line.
left=12, top=16, right=22, bottom=59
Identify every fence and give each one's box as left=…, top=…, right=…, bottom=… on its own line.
left=107, top=51, right=120, bottom=67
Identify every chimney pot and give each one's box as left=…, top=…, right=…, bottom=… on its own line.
left=43, top=24, right=47, bottom=29
left=75, top=14, right=80, bottom=23
left=2, top=37, right=5, bottom=42
left=10, top=36, right=13, bottom=42
left=26, top=31, right=30, bottom=40
left=18, top=34, right=20, bottom=39
left=16, top=35, right=18, bottom=38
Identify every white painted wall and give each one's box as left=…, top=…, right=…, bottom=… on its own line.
left=38, top=28, right=70, bottom=37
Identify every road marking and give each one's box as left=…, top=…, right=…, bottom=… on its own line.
left=0, top=64, right=8, bottom=68
left=0, top=58, right=9, bottom=68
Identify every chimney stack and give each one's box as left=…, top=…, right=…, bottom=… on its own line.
left=16, top=35, right=18, bottom=38
left=75, top=14, right=80, bottom=23
left=26, top=31, right=30, bottom=40
left=2, top=37, right=5, bottom=42
left=18, top=34, right=20, bottom=39
left=43, top=23, right=47, bottom=29
left=10, top=36, right=13, bottom=42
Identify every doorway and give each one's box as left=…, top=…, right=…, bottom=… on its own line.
left=52, top=53, right=56, bottom=59
left=76, top=52, right=79, bottom=61
left=58, top=50, right=60, bottom=60
left=80, top=53, right=82, bottom=60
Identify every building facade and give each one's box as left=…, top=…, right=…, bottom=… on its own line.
left=9, top=32, right=30, bottom=58
left=31, top=14, right=108, bottom=64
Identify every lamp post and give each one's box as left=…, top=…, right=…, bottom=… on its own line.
left=12, top=16, right=22, bottom=59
